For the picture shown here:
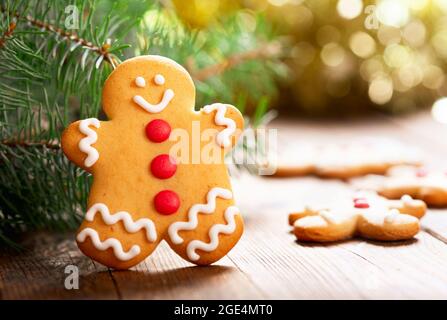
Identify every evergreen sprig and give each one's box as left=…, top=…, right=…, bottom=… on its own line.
left=0, top=0, right=285, bottom=246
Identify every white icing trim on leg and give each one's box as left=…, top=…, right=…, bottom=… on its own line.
left=168, top=187, right=233, bottom=245
left=77, top=228, right=141, bottom=261
left=187, top=206, right=239, bottom=261
left=78, top=118, right=100, bottom=167
left=202, top=103, right=237, bottom=148
left=85, top=203, right=157, bottom=242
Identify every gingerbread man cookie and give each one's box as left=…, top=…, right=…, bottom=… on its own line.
left=352, top=166, right=447, bottom=207
left=289, top=192, right=426, bottom=243
left=62, top=55, right=244, bottom=269
left=273, top=138, right=421, bottom=179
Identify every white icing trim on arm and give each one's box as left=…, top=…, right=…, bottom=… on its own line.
left=78, top=118, right=100, bottom=167
left=187, top=206, right=239, bottom=261
left=168, top=187, right=233, bottom=245
left=202, top=103, right=237, bottom=148
left=85, top=203, right=157, bottom=242
left=77, top=228, right=141, bottom=261
left=133, top=89, right=174, bottom=113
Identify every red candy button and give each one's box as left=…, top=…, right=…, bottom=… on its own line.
left=353, top=198, right=370, bottom=209
left=416, top=168, right=428, bottom=177
left=151, top=154, right=177, bottom=179
left=154, top=190, right=180, bottom=215
left=145, top=119, right=171, bottom=143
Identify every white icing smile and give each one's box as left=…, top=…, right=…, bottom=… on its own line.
left=133, top=73, right=174, bottom=113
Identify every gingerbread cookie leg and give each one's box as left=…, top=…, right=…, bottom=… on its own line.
left=166, top=187, right=244, bottom=265
left=386, top=195, right=427, bottom=219
left=76, top=201, right=160, bottom=270
left=356, top=209, right=419, bottom=241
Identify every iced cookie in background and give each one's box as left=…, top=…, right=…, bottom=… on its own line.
left=271, top=137, right=422, bottom=179
left=268, top=143, right=317, bottom=177
left=61, top=55, right=245, bottom=269
left=351, top=165, right=447, bottom=207
left=288, top=191, right=426, bottom=243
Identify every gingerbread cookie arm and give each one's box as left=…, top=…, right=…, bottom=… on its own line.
left=288, top=207, right=318, bottom=226
left=293, top=210, right=358, bottom=242
left=200, top=103, right=244, bottom=150
left=61, top=118, right=102, bottom=172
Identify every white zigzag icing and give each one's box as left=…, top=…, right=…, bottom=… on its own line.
left=187, top=206, right=239, bottom=261
left=78, top=118, right=100, bottom=167
left=77, top=227, right=141, bottom=261
left=85, top=203, right=157, bottom=242
left=168, top=187, right=233, bottom=245
left=203, top=103, right=237, bottom=148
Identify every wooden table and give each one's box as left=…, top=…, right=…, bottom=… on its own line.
left=2, top=111, right=447, bottom=299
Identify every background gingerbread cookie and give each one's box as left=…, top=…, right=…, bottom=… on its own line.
left=272, top=138, right=422, bottom=179
left=352, top=166, right=447, bottom=207
left=289, top=191, right=426, bottom=243
left=62, top=55, right=244, bottom=269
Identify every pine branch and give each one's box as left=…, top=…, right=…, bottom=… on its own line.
left=0, top=5, right=119, bottom=67
left=190, top=41, right=282, bottom=82
left=1, top=140, right=60, bottom=150
left=0, top=20, right=16, bottom=48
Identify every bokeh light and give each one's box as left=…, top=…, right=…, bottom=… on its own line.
left=384, top=44, right=411, bottom=68
left=336, top=0, right=363, bottom=20
left=432, top=97, right=447, bottom=123
left=402, top=20, right=426, bottom=47
left=423, top=65, right=445, bottom=89
left=377, top=25, right=401, bottom=46
left=369, top=76, right=394, bottom=105
left=349, top=32, right=376, bottom=58
left=321, top=43, right=345, bottom=67
left=435, top=0, right=447, bottom=12
left=376, top=0, right=409, bottom=28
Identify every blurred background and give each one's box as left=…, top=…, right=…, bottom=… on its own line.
left=166, top=0, right=447, bottom=118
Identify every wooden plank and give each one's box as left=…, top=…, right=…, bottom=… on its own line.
left=109, top=241, right=265, bottom=300
left=0, top=231, right=264, bottom=300
left=0, top=232, right=118, bottom=300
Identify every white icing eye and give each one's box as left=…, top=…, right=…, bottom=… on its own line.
left=154, top=74, right=165, bottom=85
left=135, top=76, right=146, bottom=88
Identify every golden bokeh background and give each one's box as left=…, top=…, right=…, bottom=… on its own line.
left=172, top=0, right=447, bottom=118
